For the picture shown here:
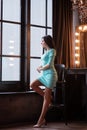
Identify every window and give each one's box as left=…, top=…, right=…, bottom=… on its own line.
left=0, top=0, right=53, bottom=91
left=0, top=0, right=26, bottom=91
left=3, top=0, right=21, bottom=22
left=1, top=0, right=21, bottom=81
left=2, top=23, right=21, bottom=81
left=30, top=0, right=53, bottom=88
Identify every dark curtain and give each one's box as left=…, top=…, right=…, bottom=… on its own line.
left=53, top=0, right=74, bottom=68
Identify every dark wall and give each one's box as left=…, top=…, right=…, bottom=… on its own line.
left=0, top=92, right=43, bottom=126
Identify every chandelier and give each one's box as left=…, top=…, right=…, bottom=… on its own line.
left=71, top=0, right=87, bottom=24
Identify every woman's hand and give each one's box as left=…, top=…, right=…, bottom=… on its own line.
left=37, top=64, right=50, bottom=73
left=37, top=66, right=42, bottom=73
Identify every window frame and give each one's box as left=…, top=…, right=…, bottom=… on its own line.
left=0, top=0, right=27, bottom=92
left=29, top=0, right=53, bottom=89
left=0, top=0, right=53, bottom=92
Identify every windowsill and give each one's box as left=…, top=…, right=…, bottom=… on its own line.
left=0, top=90, right=36, bottom=95
left=0, top=88, right=54, bottom=95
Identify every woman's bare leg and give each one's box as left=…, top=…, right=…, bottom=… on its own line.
left=30, top=79, right=44, bottom=97
left=30, top=81, right=52, bottom=127
left=37, top=88, right=52, bottom=124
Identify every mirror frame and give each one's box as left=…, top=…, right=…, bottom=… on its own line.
left=75, top=25, right=87, bottom=68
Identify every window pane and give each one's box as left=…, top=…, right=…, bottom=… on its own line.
left=30, top=58, right=45, bottom=89
left=30, top=27, right=45, bottom=57
left=2, top=23, right=21, bottom=56
left=3, top=0, right=21, bottom=22
left=30, top=0, right=46, bottom=26
left=0, top=22, right=1, bottom=55
left=0, top=0, right=1, bottom=20
left=47, top=0, right=52, bottom=27
left=2, top=57, right=20, bottom=81
left=30, top=58, right=41, bottom=83
left=47, top=29, right=52, bottom=36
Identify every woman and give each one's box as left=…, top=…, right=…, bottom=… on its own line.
left=30, top=35, right=58, bottom=128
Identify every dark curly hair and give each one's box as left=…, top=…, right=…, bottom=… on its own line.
left=42, top=35, right=55, bottom=49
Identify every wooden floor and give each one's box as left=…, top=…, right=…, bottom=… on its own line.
left=1, top=121, right=87, bottom=130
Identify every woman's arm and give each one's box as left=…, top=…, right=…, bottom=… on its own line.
left=37, top=49, right=56, bottom=72
left=40, top=64, right=50, bottom=70
left=37, top=64, right=50, bottom=73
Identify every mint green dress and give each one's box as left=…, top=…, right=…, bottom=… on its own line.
left=38, top=49, right=58, bottom=89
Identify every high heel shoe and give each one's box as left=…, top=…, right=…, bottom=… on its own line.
left=33, top=119, right=47, bottom=128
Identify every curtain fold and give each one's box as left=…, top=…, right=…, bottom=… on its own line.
left=53, top=0, right=74, bottom=68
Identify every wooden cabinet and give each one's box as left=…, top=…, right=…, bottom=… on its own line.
left=46, top=68, right=87, bottom=122
left=66, top=69, right=87, bottom=121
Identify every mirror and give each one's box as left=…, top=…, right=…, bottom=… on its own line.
left=80, top=31, right=87, bottom=67
left=75, top=25, right=87, bottom=68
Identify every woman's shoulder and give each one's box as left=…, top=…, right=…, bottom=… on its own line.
left=48, top=48, right=56, bottom=52
left=48, top=49, right=56, bottom=56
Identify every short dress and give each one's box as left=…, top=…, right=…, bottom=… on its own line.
left=38, top=49, right=58, bottom=89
